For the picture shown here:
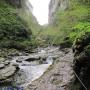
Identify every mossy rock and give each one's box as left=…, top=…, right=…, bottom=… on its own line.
left=72, top=31, right=90, bottom=55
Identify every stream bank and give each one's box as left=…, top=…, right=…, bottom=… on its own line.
left=0, top=46, right=64, bottom=90
left=26, top=49, right=74, bottom=90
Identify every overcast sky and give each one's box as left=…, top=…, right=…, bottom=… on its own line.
left=29, top=0, right=50, bottom=25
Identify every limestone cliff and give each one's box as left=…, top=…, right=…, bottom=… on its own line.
left=49, top=0, right=69, bottom=24
left=5, top=0, right=22, bottom=7
left=18, top=0, right=39, bottom=33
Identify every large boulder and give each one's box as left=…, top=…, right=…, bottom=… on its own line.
left=25, top=56, right=41, bottom=61
left=0, top=65, right=18, bottom=80
left=0, top=64, right=5, bottom=69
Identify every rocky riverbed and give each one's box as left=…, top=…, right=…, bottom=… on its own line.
left=0, top=46, right=66, bottom=89
left=25, top=49, right=74, bottom=90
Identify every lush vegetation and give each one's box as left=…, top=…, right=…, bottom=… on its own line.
left=40, top=0, right=90, bottom=46
left=0, top=0, right=33, bottom=50
left=0, top=0, right=90, bottom=50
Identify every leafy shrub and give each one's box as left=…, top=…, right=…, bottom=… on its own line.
left=0, top=1, right=32, bottom=50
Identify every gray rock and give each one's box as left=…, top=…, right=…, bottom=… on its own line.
left=25, top=56, right=40, bottom=61
left=49, top=0, right=68, bottom=24
left=0, top=58, right=5, bottom=63
left=8, top=52, right=19, bottom=56
left=16, top=59, right=22, bottom=63
left=12, top=63, right=19, bottom=70
left=0, top=65, right=17, bottom=80
left=0, top=64, right=5, bottom=69
left=4, top=61, right=10, bottom=65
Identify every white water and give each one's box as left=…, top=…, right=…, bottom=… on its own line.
left=0, top=47, right=61, bottom=89
left=11, top=47, right=58, bottom=87
left=20, top=58, right=53, bottom=86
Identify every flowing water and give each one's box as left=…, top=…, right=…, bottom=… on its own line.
left=0, top=47, right=60, bottom=90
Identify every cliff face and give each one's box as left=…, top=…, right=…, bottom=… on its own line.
left=49, top=0, right=69, bottom=24
left=5, top=0, right=33, bottom=12
left=18, top=0, right=39, bottom=33
left=5, top=0, right=22, bottom=7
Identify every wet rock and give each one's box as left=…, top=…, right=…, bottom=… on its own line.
left=4, top=61, right=10, bottom=65
left=8, top=51, right=20, bottom=56
left=13, top=70, right=27, bottom=85
left=0, top=58, right=6, bottom=63
left=0, top=64, right=5, bottom=69
left=25, top=56, right=40, bottom=61
left=39, top=59, right=45, bottom=64
left=9, top=53, right=19, bottom=56
left=16, top=59, right=22, bottom=63
left=22, top=52, right=29, bottom=56
left=0, top=65, right=17, bottom=80
left=12, top=63, right=19, bottom=70
left=25, top=50, right=73, bottom=90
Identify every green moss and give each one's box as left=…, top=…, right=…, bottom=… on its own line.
left=72, top=31, right=90, bottom=57
left=74, top=31, right=90, bottom=45
left=69, top=22, right=90, bottom=42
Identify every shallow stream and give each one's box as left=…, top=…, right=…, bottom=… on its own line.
left=0, top=47, right=60, bottom=90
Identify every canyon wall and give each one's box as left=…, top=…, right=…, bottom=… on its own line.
left=49, top=0, right=69, bottom=24
left=5, top=0, right=22, bottom=7
left=48, top=0, right=90, bottom=90
left=6, top=0, right=33, bottom=12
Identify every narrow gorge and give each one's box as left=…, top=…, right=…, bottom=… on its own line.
left=0, top=0, right=90, bottom=90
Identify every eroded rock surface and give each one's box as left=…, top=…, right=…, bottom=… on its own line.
left=25, top=49, right=74, bottom=90
left=49, top=0, right=69, bottom=24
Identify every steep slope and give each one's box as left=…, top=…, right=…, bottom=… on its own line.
left=0, top=0, right=30, bottom=50
left=48, top=0, right=90, bottom=90
left=18, top=0, right=41, bottom=35
left=0, top=0, right=40, bottom=50
left=49, top=0, right=68, bottom=24
left=43, top=0, right=90, bottom=46
left=26, top=49, right=74, bottom=90
left=5, top=0, right=22, bottom=7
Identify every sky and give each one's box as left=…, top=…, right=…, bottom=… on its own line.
left=29, top=0, right=50, bottom=25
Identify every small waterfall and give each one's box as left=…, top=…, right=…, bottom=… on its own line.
left=46, top=56, right=53, bottom=64
left=0, top=47, right=58, bottom=89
